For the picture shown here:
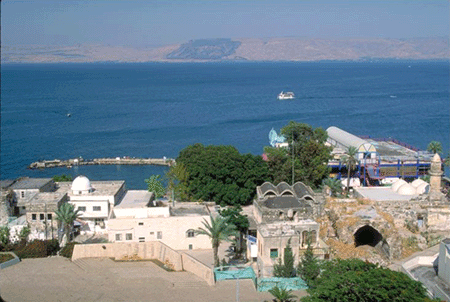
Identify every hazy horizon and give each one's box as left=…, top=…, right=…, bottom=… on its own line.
left=2, top=0, right=449, bottom=47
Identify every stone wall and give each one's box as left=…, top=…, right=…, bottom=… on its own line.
left=72, top=241, right=183, bottom=271
left=181, top=253, right=215, bottom=285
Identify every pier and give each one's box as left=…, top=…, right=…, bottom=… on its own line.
left=28, top=157, right=175, bottom=169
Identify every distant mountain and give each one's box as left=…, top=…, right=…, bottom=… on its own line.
left=2, top=37, right=449, bottom=63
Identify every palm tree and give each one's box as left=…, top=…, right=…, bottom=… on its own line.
left=427, top=141, right=443, bottom=155
left=341, top=146, right=358, bottom=193
left=196, top=214, right=237, bottom=267
left=268, top=286, right=297, bottom=302
left=322, top=178, right=342, bottom=197
left=55, top=203, right=81, bottom=245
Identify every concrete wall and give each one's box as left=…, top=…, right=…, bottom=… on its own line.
left=72, top=241, right=183, bottom=271
left=438, top=241, right=450, bottom=284
left=107, top=215, right=211, bottom=250
left=181, top=252, right=215, bottom=285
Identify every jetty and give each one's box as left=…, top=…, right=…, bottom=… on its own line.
left=28, top=157, right=175, bottom=169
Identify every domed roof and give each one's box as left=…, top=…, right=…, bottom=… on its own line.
left=411, top=179, right=427, bottom=188
left=391, top=179, right=407, bottom=192
left=71, top=175, right=92, bottom=193
left=415, top=182, right=430, bottom=195
left=397, top=183, right=416, bottom=195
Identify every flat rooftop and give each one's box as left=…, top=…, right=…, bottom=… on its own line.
left=115, top=190, right=153, bottom=208
left=9, top=178, right=53, bottom=190
left=56, top=181, right=125, bottom=196
left=366, top=139, right=433, bottom=162
left=170, top=204, right=210, bottom=216
left=354, top=187, right=417, bottom=202
left=24, top=192, right=67, bottom=204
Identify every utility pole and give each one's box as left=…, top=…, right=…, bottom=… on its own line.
left=291, top=139, right=295, bottom=185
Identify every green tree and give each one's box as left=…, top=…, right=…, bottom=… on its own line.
left=195, top=214, right=237, bottom=267
left=427, top=141, right=443, bottom=154
left=265, top=122, right=332, bottom=188
left=52, top=174, right=73, bottom=182
left=273, top=239, right=297, bottom=278
left=19, top=226, right=31, bottom=242
left=341, top=146, right=358, bottom=193
left=301, top=259, right=430, bottom=302
left=268, top=286, right=297, bottom=302
left=321, top=178, right=342, bottom=197
left=297, top=233, right=320, bottom=287
left=166, top=162, right=190, bottom=201
left=0, top=226, right=10, bottom=247
left=55, top=203, right=81, bottom=245
left=177, top=144, right=269, bottom=206
left=145, top=175, right=166, bottom=199
left=218, top=205, right=249, bottom=255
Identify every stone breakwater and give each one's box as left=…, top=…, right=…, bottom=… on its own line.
left=28, top=157, right=175, bottom=169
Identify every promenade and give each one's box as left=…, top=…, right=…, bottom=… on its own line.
left=28, top=157, right=175, bottom=169
left=0, top=257, right=307, bottom=302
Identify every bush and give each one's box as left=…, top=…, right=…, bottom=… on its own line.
left=60, top=242, right=78, bottom=259
left=16, top=240, right=48, bottom=259
left=45, top=239, right=60, bottom=256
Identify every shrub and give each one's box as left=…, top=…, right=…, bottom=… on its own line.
left=16, top=240, right=47, bottom=259
left=60, top=242, right=78, bottom=259
left=45, top=239, right=60, bottom=256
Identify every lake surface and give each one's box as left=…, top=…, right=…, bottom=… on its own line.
left=1, top=61, right=449, bottom=189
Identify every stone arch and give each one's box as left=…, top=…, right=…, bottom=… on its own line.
left=354, top=225, right=383, bottom=247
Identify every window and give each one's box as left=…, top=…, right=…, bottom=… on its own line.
left=270, top=248, right=278, bottom=258
left=78, top=206, right=86, bottom=212
left=150, top=232, right=155, bottom=235
left=139, top=237, right=145, bottom=242
left=93, top=206, right=101, bottom=211
left=126, top=233, right=133, bottom=240
left=115, top=234, right=122, bottom=241
left=186, top=229, right=195, bottom=238
left=40, top=213, right=45, bottom=220
left=157, top=231, right=162, bottom=239
left=47, top=214, right=52, bottom=220
left=32, top=214, right=37, bottom=221
left=138, top=222, right=144, bottom=226
left=21, top=191, right=25, bottom=198
left=189, top=244, right=193, bottom=250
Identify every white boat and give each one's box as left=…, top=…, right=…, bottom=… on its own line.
left=277, top=91, right=295, bottom=100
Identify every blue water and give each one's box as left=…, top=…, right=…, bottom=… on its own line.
left=1, top=61, right=449, bottom=189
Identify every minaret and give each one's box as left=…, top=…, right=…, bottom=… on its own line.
left=429, top=153, right=443, bottom=198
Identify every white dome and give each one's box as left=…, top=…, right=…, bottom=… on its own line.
left=411, top=179, right=426, bottom=188
left=391, top=179, right=407, bottom=192
left=71, top=175, right=92, bottom=194
left=397, top=183, right=416, bottom=195
left=415, top=182, right=430, bottom=195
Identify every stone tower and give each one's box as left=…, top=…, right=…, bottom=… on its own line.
left=429, top=153, right=443, bottom=193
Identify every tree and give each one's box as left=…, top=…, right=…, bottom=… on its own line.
left=301, top=259, right=430, bottom=302
left=218, top=205, right=249, bottom=255
left=297, top=233, right=320, bottom=287
left=0, top=226, right=10, bottom=247
left=321, top=178, right=342, bottom=197
left=166, top=162, right=190, bottom=201
left=273, top=239, right=297, bottom=278
left=177, top=144, right=269, bottom=206
left=341, top=146, right=358, bottom=193
left=19, top=226, right=31, bottom=242
left=427, top=141, right=443, bottom=154
left=265, top=122, right=332, bottom=188
left=55, top=203, right=81, bottom=245
left=268, top=286, right=297, bottom=302
left=195, top=214, right=237, bottom=267
left=52, top=174, right=73, bottom=182
left=145, top=175, right=166, bottom=199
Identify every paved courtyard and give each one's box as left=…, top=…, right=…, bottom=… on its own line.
left=0, top=257, right=308, bottom=302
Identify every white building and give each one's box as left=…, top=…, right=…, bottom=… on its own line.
left=107, top=197, right=212, bottom=251
left=55, top=176, right=126, bottom=233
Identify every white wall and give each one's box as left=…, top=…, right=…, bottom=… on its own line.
left=108, top=215, right=212, bottom=250
left=70, top=200, right=110, bottom=219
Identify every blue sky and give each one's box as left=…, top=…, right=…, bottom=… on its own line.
left=2, top=0, right=449, bottom=47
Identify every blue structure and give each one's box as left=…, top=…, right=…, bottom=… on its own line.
left=269, top=128, right=286, bottom=147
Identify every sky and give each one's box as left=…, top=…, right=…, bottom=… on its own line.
left=2, top=0, right=449, bottom=47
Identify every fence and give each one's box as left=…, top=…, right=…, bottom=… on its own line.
left=257, top=277, right=308, bottom=292
left=214, top=265, right=257, bottom=286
